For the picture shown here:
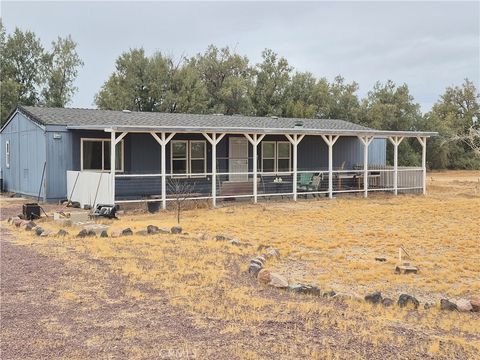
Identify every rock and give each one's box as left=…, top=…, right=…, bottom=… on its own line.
left=35, top=227, right=44, bottom=236
left=77, top=229, right=88, bottom=238
left=40, top=230, right=52, bottom=237
left=13, top=219, right=23, bottom=227
left=267, top=248, right=280, bottom=258
left=456, top=298, right=473, bottom=312
left=24, top=221, right=36, bottom=231
left=69, top=201, right=81, bottom=208
left=171, top=226, right=182, bottom=234
left=100, top=230, right=109, bottom=238
left=395, top=265, right=418, bottom=274
left=398, top=294, right=420, bottom=309
left=257, top=269, right=271, bottom=284
left=424, top=302, right=435, bottom=310
left=289, top=284, right=321, bottom=296
left=18, top=214, right=25, bottom=220
left=83, top=204, right=92, bottom=210
left=250, top=259, right=264, bottom=268
left=365, top=292, right=383, bottom=304
left=198, top=233, right=210, bottom=240
left=215, top=235, right=227, bottom=241
left=268, top=273, right=288, bottom=288
left=111, top=229, right=122, bottom=238
left=228, top=239, right=241, bottom=246
left=159, top=227, right=170, bottom=234
left=147, top=225, right=159, bottom=234
left=382, top=298, right=394, bottom=307
left=440, top=299, right=458, bottom=311
left=136, top=229, right=148, bottom=236
left=375, top=257, right=387, bottom=262
left=248, top=263, right=262, bottom=276
left=257, top=244, right=270, bottom=251
left=57, top=229, right=68, bottom=236
left=122, top=228, right=133, bottom=236
left=470, top=297, right=480, bottom=312
left=87, top=230, right=97, bottom=237
left=323, top=290, right=336, bottom=298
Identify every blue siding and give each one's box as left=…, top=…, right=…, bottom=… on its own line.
left=0, top=112, right=47, bottom=199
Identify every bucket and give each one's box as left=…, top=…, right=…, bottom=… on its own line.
left=23, top=203, right=41, bottom=220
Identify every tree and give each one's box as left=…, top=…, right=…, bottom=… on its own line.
left=42, top=35, right=84, bottom=107
left=252, top=49, right=292, bottom=116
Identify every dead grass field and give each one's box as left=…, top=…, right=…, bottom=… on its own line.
left=1, top=170, right=479, bottom=359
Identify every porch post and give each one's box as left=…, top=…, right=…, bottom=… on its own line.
left=110, top=131, right=116, bottom=204
left=285, top=134, right=305, bottom=201
left=417, top=136, right=427, bottom=195
left=388, top=136, right=404, bottom=195
left=321, top=135, right=339, bottom=199
left=358, top=136, right=374, bottom=198
left=244, top=133, right=265, bottom=203
left=151, top=132, right=176, bottom=210
left=203, top=133, right=226, bottom=208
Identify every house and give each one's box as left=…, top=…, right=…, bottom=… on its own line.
left=0, top=106, right=436, bottom=208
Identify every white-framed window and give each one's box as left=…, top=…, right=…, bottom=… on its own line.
left=171, top=140, right=207, bottom=178
left=81, top=138, right=124, bottom=172
left=261, top=141, right=291, bottom=174
left=5, top=140, right=10, bottom=169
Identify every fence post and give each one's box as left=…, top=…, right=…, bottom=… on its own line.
left=321, top=135, right=340, bottom=199
left=285, top=134, right=305, bottom=201
left=388, top=136, right=404, bottom=195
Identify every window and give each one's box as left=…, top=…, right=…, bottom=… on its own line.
left=81, top=138, right=124, bottom=172
left=171, top=140, right=206, bottom=177
left=5, top=140, right=10, bottom=169
left=261, top=141, right=291, bottom=174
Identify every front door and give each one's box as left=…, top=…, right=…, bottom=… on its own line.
left=228, top=137, right=248, bottom=182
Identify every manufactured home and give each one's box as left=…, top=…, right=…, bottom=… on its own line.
left=0, top=106, right=435, bottom=208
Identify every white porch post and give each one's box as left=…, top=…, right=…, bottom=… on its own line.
left=417, top=136, right=427, bottom=195
left=110, top=131, right=116, bottom=204
left=358, top=136, right=374, bottom=198
left=388, top=136, right=404, bottom=195
left=203, top=132, right=225, bottom=207
left=151, top=132, right=175, bottom=210
left=321, top=135, right=339, bottom=199
left=244, top=133, right=265, bottom=203
left=285, top=134, right=305, bottom=201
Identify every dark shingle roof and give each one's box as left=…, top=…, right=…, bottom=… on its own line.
left=19, top=106, right=370, bottom=131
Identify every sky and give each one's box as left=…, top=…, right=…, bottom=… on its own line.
left=1, top=1, right=479, bottom=113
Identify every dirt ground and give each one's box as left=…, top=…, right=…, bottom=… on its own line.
left=1, top=170, right=479, bottom=359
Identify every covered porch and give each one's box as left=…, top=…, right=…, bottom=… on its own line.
left=66, top=127, right=429, bottom=209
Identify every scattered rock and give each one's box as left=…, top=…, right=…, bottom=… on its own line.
left=111, top=229, right=122, bottom=238
left=100, top=230, right=109, bottom=238
left=147, top=225, right=159, bottom=234
left=257, top=269, right=271, bottom=284
left=198, top=233, right=210, bottom=240
left=440, top=299, right=458, bottom=311
left=398, top=294, right=419, bottom=309
left=171, top=226, right=182, bottom=234
left=13, top=219, right=23, bottom=227
left=24, top=221, right=36, bottom=231
left=228, top=239, right=241, bottom=246
left=35, top=227, right=44, bottom=236
left=122, top=228, right=133, bottom=236
left=215, top=235, right=228, bottom=241
left=323, top=290, right=336, bottom=298
left=289, top=284, right=321, bottom=296
left=267, top=248, right=280, bottom=258
left=456, top=298, right=473, bottom=312
left=250, top=259, right=264, bottom=267
left=424, top=302, right=435, bottom=310
left=136, top=229, right=148, bottom=236
left=77, top=229, right=88, bottom=238
left=83, top=204, right=92, bottom=210
left=69, top=201, right=81, bottom=208
left=365, top=292, right=383, bottom=304
left=375, top=256, right=387, bottom=262
left=57, top=229, right=68, bottom=236
left=257, top=244, right=270, bottom=251
left=395, top=265, right=418, bottom=274
left=40, top=230, right=52, bottom=237
left=268, top=273, right=288, bottom=288
left=470, top=297, right=480, bottom=312
left=87, top=230, right=97, bottom=237
left=382, top=298, right=394, bottom=307
left=248, top=263, right=262, bottom=276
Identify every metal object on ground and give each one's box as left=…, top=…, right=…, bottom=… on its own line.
left=23, top=203, right=41, bottom=220
left=91, top=204, right=117, bottom=219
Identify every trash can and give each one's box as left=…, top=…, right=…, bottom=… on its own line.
left=147, top=196, right=161, bottom=213
left=23, top=203, right=41, bottom=220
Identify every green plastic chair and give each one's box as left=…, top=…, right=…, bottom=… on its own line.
left=297, top=172, right=314, bottom=192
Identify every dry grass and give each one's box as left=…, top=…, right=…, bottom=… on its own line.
left=2, top=170, right=480, bottom=359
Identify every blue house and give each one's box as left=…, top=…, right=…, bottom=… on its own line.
left=0, top=106, right=435, bottom=207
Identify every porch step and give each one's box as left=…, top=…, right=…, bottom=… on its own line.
left=220, top=181, right=256, bottom=196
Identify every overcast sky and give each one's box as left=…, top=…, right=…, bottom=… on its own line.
left=2, top=1, right=479, bottom=113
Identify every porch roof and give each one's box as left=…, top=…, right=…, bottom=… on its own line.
left=17, top=105, right=436, bottom=138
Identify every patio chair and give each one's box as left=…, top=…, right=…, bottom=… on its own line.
left=302, top=173, right=323, bottom=198
left=297, top=172, right=314, bottom=193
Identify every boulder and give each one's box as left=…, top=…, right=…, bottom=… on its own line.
left=365, top=292, right=382, bottom=304
left=470, top=297, right=480, bottom=312
left=122, top=228, right=133, bottom=236
left=146, top=225, right=159, bottom=234
left=77, top=229, right=88, bottom=238
left=250, top=259, right=264, bottom=268
left=136, top=229, right=148, bottom=236
left=40, top=230, right=52, bottom=237
left=110, top=229, right=122, bottom=238
left=248, top=263, right=262, bottom=276
left=87, top=230, right=97, bottom=237
left=257, top=269, right=271, bottom=284
left=268, top=273, right=288, bottom=288
left=228, top=239, right=241, bottom=246
left=398, top=294, right=419, bottom=309
left=24, top=221, right=36, bottom=231
left=13, top=219, right=23, bottom=227
left=456, top=298, right=473, bottom=312
left=440, top=299, right=458, bottom=311
left=171, top=226, right=182, bottom=234
left=57, top=229, right=68, bottom=237
left=35, top=227, right=44, bottom=236
left=267, top=248, right=280, bottom=258
left=288, top=284, right=321, bottom=296
left=382, top=298, right=394, bottom=307
left=100, top=230, right=109, bottom=238
left=323, top=290, right=336, bottom=298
